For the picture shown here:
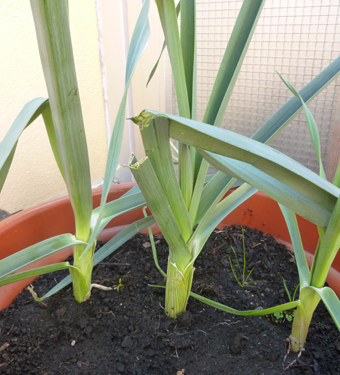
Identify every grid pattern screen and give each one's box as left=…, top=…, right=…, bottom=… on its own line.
left=168, top=0, right=340, bottom=175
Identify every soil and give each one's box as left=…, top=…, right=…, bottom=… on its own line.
left=0, top=225, right=339, bottom=375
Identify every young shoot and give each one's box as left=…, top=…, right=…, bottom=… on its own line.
left=228, top=228, right=255, bottom=288
left=273, top=277, right=299, bottom=323
left=114, top=278, right=124, bottom=292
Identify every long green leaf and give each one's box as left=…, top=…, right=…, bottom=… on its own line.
left=86, top=0, right=150, bottom=254
left=333, top=162, right=340, bottom=189
left=154, top=0, right=192, bottom=205
left=0, top=262, right=73, bottom=287
left=0, top=98, right=49, bottom=190
left=203, top=0, right=265, bottom=127
left=307, top=286, right=340, bottom=331
left=143, top=208, right=166, bottom=277
left=129, top=155, right=191, bottom=269
left=0, top=99, right=65, bottom=191
left=146, top=2, right=181, bottom=87
left=0, top=147, right=15, bottom=193
left=193, top=0, right=264, bottom=180
left=155, top=0, right=190, bottom=118
left=0, top=98, right=48, bottom=168
left=253, top=56, right=340, bottom=144
left=139, top=117, right=192, bottom=241
left=189, top=159, right=217, bottom=224
left=311, top=195, right=340, bottom=287
left=278, top=73, right=325, bottom=179
left=279, top=205, right=310, bottom=287
left=144, top=112, right=338, bottom=220
left=41, top=104, right=64, bottom=179
left=195, top=173, right=235, bottom=224
left=200, top=151, right=332, bottom=228
left=31, top=1, right=92, bottom=241
left=195, top=57, right=340, bottom=222
left=190, top=291, right=300, bottom=316
left=92, top=191, right=147, bottom=236
left=0, top=234, right=85, bottom=279
left=181, top=0, right=195, bottom=117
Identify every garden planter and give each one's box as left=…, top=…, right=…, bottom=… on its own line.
left=0, top=183, right=339, bottom=311
left=0, top=183, right=146, bottom=310
left=1, top=184, right=340, bottom=374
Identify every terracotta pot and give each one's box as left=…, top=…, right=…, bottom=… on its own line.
left=1, top=183, right=339, bottom=310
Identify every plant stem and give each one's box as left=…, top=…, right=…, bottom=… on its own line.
left=71, top=242, right=96, bottom=302
left=164, top=253, right=194, bottom=318
left=290, top=287, right=321, bottom=351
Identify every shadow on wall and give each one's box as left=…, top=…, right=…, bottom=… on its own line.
left=0, top=210, right=10, bottom=221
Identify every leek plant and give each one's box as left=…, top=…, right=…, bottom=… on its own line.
left=0, top=0, right=154, bottom=302
left=275, top=75, right=340, bottom=351
left=128, top=0, right=340, bottom=331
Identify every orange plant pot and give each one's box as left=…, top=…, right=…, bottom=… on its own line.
left=0, top=183, right=339, bottom=311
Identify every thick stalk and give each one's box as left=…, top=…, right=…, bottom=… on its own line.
left=290, top=287, right=321, bottom=351
left=165, top=252, right=194, bottom=318
left=71, top=242, right=96, bottom=302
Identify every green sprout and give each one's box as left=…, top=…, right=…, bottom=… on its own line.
left=114, top=278, right=124, bottom=292
left=273, top=277, right=299, bottom=323
left=228, top=228, right=255, bottom=288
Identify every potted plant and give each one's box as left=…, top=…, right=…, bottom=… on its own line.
left=127, top=0, right=340, bottom=354
left=0, top=0, right=339, bottom=363
left=0, top=0, right=153, bottom=305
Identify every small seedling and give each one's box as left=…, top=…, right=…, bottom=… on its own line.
left=228, top=228, right=256, bottom=287
left=274, top=310, right=295, bottom=323
left=273, top=276, right=299, bottom=323
left=114, top=278, right=124, bottom=292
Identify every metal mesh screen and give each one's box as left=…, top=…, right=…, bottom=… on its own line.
left=168, top=0, right=340, bottom=174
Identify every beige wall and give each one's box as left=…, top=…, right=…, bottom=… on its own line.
left=0, top=1, right=108, bottom=213
left=0, top=0, right=167, bottom=213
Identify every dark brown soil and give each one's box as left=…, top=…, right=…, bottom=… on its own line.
left=0, top=225, right=339, bottom=375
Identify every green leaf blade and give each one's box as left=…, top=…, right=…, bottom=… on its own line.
left=190, top=291, right=300, bottom=317
left=203, top=0, right=265, bottom=127
left=279, top=205, right=310, bottom=287
left=307, top=286, right=340, bottom=331
left=0, top=234, right=85, bottom=279
left=88, top=0, right=150, bottom=251
left=252, top=56, right=340, bottom=145
left=155, top=0, right=190, bottom=118
left=129, top=156, right=191, bottom=269
left=31, top=1, right=92, bottom=240
left=0, top=262, right=72, bottom=287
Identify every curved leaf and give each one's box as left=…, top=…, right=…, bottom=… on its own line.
left=0, top=234, right=85, bottom=279
left=87, top=0, right=150, bottom=254
left=146, top=1, right=180, bottom=87
left=190, top=291, right=300, bottom=316
left=279, top=205, right=310, bottom=287
left=142, top=112, right=339, bottom=224
left=278, top=73, right=325, bottom=179
left=0, top=98, right=49, bottom=190
left=307, top=286, right=340, bottom=331
left=0, top=262, right=72, bottom=287
left=200, top=151, right=332, bottom=228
